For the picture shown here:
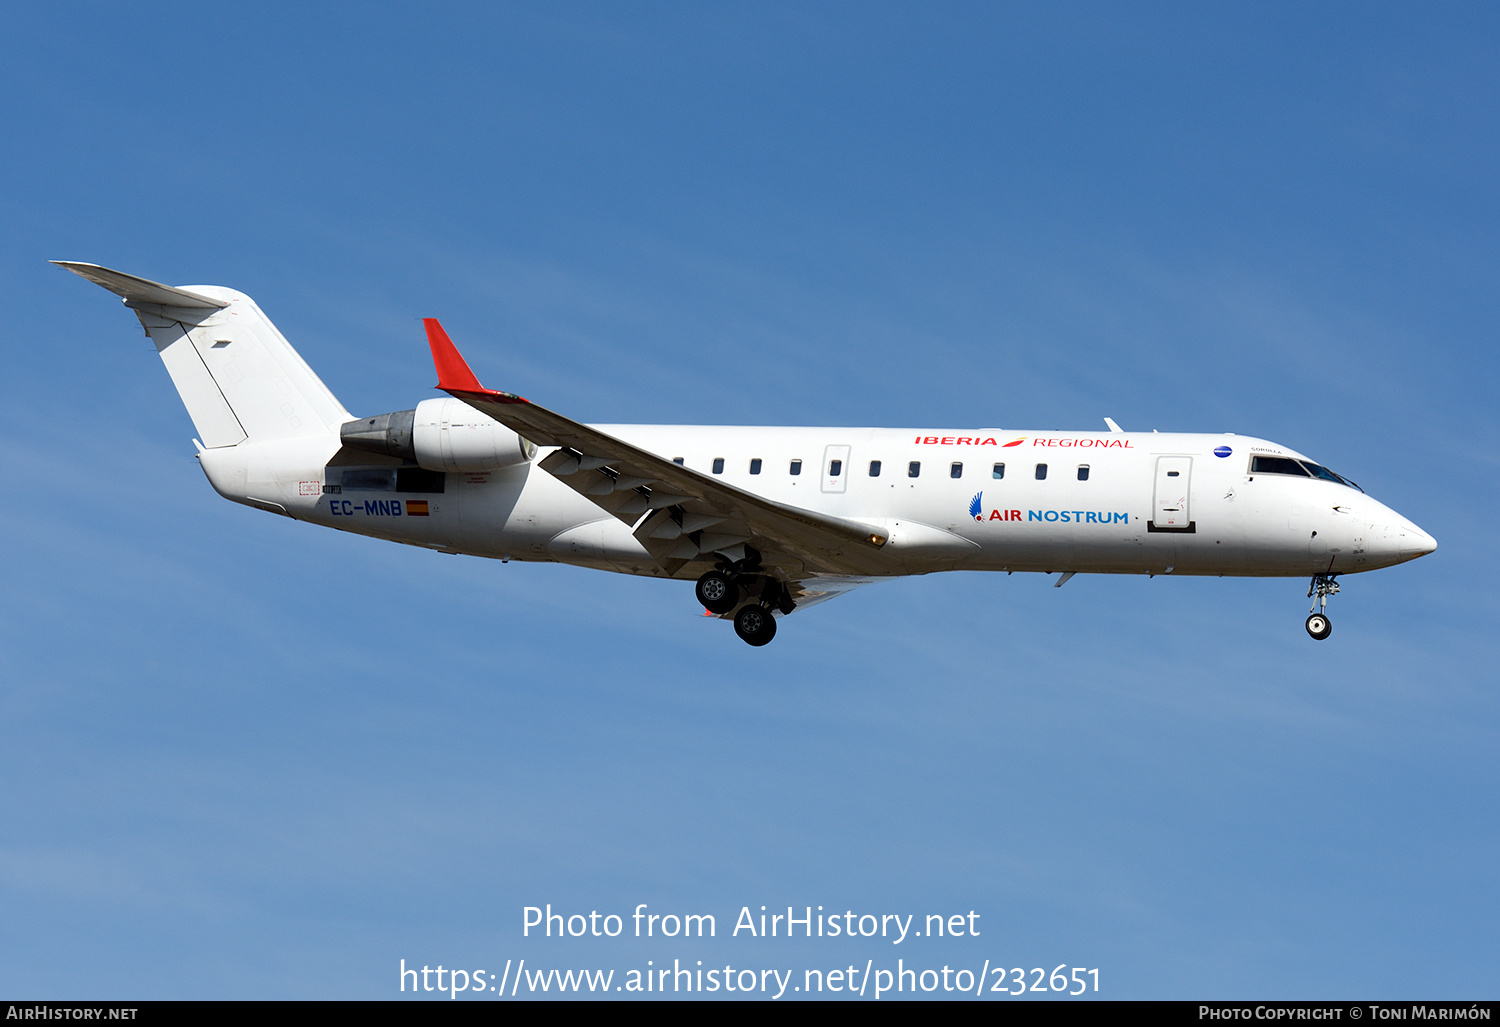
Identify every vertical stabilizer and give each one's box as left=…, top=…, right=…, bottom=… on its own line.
left=56, top=262, right=352, bottom=446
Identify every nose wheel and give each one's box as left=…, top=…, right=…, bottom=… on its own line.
left=1305, top=573, right=1339, bottom=640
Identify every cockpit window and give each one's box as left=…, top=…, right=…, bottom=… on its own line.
left=1250, top=456, right=1309, bottom=477
left=1300, top=461, right=1363, bottom=492
left=1249, top=455, right=1362, bottom=492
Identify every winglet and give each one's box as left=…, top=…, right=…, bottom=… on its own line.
left=1104, top=417, right=1124, bottom=433
left=423, top=319, right=528, bottom=403
left=423, top=318, right=489, bottom=392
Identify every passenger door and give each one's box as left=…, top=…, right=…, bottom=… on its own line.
left=1151, top=456, right=1193, bottom=530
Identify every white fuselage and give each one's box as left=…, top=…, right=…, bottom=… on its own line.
left=200, top=425, right=1435, bottom=582
left=56, top=262, right=1437, bottom=643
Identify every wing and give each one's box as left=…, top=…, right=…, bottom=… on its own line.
left=423, top=319, right=894, bottom=597
left=776, top=574, right=885, bottom=612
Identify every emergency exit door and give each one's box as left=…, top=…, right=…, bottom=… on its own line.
left=1150, top=456, right=1194, bottom=532
left=821, top=445, right=851, bottom=494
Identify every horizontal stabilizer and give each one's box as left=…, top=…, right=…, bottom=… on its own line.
left=51, top=261, right=226, bottom=309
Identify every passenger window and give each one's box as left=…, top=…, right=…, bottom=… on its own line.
left=1077, top=465, right=1089, bottom=481
left=869, top=460, right=881, bottom=477
left=673, top=457, right=685, bottom=465
left=749, top=458, right=762, bottom=475
left=992, top=463, right=1005, bottom=479
left=1166, top=470, right=1179, bottom=477
left=908, top=461, right=921, bottom=478
left=829, top=459, right=843, bottom=477
left=790, top=459, right=802, bottom=476
left=947, top=462, right=961, bottom=479
left=1035, top=463, right=1047, bottom=480
left=712, top=458, right=725, bottom=474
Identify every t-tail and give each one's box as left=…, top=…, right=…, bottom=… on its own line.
left=55, top=261, right=353, bottom=515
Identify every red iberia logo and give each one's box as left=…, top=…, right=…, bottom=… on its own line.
left=913, top=434, right=1129, bottom=448
left=913, top=435, right=1002, bottom=446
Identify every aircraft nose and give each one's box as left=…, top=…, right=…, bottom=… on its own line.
left=1400, top=524, right=1437, bottom=560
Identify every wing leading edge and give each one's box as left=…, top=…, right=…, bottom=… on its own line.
left=422, top=319, right=892, bottom=590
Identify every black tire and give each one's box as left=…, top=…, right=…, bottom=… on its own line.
left=696, top=571, right=740, bottom=615
left=734, top=604, right=778, bottom=646
left=1305, top=613, right=1332, bottom=640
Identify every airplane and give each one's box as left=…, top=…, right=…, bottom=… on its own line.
left=55, top=261, right=1437, bottom=647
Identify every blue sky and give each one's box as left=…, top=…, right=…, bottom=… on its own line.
left=2, top=1, right=1496, bottom=999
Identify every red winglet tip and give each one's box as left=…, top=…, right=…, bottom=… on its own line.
left=423, top=318, right=486, bottom=393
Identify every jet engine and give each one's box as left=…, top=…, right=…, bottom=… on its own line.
left=340, top=397, right=536, bottom=472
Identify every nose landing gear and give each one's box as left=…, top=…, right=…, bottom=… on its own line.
left=1305, top=573, right=1339, bottom=640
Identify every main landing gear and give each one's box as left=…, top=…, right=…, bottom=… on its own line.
left=695, top=570, right=740, bottom=615
left=733, top=604, right=777, bottom=647
left=695, top=555, right=794, bottom=647
left=1305, top=573, right=1339, bottom=640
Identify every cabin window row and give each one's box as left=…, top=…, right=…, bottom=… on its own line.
left=696, top=458, right=1092, bottom=481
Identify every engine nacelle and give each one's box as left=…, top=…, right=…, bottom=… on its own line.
left=339, top=397, right=535, bottom=472
left=412, top=397, right=535, bottom=472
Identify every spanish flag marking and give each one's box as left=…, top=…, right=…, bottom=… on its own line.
left=406, top=500, right=430, bottom=516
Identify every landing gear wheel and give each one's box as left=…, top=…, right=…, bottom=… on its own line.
left=733, top=604, right=778, bottom=646
left=696, top=571, right=740, bottom=615
left=1305, top=574, right=1339, bottom=640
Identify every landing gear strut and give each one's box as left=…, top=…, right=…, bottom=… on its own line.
left=1305, top=573, right=1339, bottom=640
